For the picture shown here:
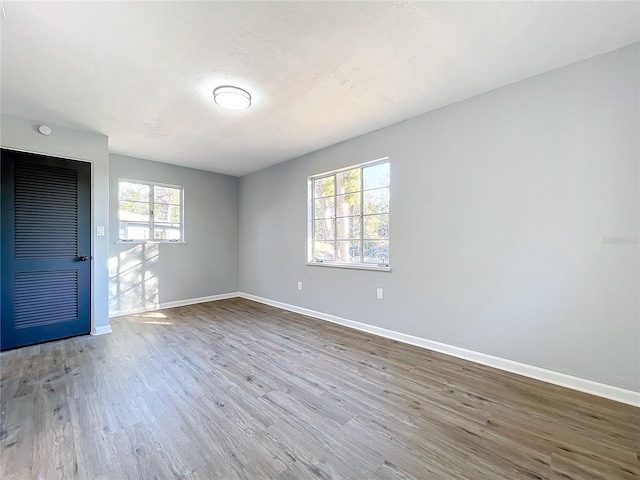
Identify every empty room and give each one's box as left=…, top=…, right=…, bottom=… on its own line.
left=0, top=1, right=638, bottom=479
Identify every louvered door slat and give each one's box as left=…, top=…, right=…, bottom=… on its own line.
left=14, top=162, right=78, bottom=260
left=15, top=270, right=79, bottom=328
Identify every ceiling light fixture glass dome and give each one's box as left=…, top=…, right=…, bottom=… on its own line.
left=213, top=85, right=251, bottom=110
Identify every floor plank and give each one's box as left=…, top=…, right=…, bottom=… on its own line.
left=1, top=298, right=638, bottom=479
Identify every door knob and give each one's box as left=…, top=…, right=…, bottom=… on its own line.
left=78, top=256, right=89, bottom=261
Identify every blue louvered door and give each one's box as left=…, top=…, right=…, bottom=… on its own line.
left=1, top=149, right=91, bottom=350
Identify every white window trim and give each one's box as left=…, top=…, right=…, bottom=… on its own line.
left=305, top=261, right=391, bottom=272
left=307, top=157, right=390, bottom=271
left=114, top=240, right=187, bottom=245
left=117, top=178, right=185, bottom=244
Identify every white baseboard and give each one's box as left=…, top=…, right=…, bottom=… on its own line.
left=103, top=290, right=639, bottom=406
left=91, top=325, right=113, bottom=336
left=108, top=292, right=241, bottom=318
left=237, top=292, right=640, bottom=407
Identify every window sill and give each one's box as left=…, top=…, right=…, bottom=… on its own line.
left=306, top=261, right=391, bottom=272
left=115, top=240, right=186, bottom=245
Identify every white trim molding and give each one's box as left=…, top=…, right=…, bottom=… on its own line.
left=108, top=292, right=240, bottom=318
left=238, top=292, right=640, bottom=407
left=104, top=290, right=639, bottom=406
left=91, top=325, right=113, bottom=336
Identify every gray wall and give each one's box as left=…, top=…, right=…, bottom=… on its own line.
left=1, top=114, right=111, bottom=333
left=239, top=43, right=640, bottom=392
left=109, top=154, right=238, bottom=314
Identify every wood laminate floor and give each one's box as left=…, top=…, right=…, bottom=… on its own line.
left=1, top=298, right=638, bottom=479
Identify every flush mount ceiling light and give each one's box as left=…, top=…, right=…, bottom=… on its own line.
left=213, top=85, right=251, bottom=110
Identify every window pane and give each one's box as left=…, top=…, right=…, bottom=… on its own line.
left=154, top=224, right=181, bottom=241
left=119, top=181, right=150, bottom=202
left=119, top=201, right=150, bottom=221
left=154, top=186, right=181, bottom=205
left=364, top=188, right=389, bottom=214
left=314, top=219, right=335, bottom=241
left=363, top=163, right=390, bottom=190
left=119, top=221, right=150, bottom=240
left=336, top=193, right=360, bottom=217
left=119, top=200, right=150, bottom=240
left=119, top=181, right=184, bottom=242
left=314, top=197, right=335, bottom=219
left=363, top=240, right=389, bottom=264
left=336, top=169, right=360, bottom=194
left=309, top=160, right=390, bottom=267
left=314, top=176, right=335, bottom=198
left=336, top=241, right=360, bottom=263
left=363, top=214, right=389, bottom=239
left=336, top=216, right=360, bottom=240
left=314, top=241, right=335, bottom=261
left=154, top=204, right=181, bottom=223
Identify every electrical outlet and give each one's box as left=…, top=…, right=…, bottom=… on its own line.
left=376, top=288, right=383, bottom=299
left=298, top=282, right=303, bottom=290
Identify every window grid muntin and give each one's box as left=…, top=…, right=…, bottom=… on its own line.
left=118, top=179, right=184, bottom=242
left=310, top=159, right=389, bottom=266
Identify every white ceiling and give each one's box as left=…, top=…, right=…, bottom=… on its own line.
left=1, top=1, right=638, bottom=176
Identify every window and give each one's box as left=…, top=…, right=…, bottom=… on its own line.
left=308, top=158, right=390, bottom=269
left=118, top=180, right=184, bottom=242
